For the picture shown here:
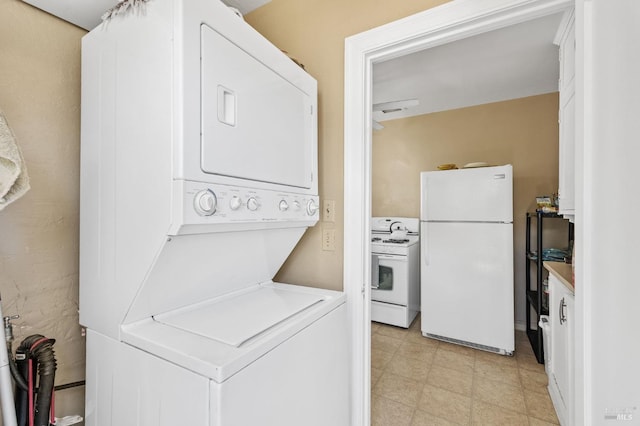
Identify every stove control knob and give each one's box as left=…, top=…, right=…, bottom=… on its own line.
left=292, top=200, right=301, bottom=211
left=279, top=200, right=289, bottom=211
left=247, top=197, right=259, bottom=211
left=306, top=199, right=319, bottom=216
left=229, top=195, right=242, bottom=211
left=194, top=189, right=217, bottom=216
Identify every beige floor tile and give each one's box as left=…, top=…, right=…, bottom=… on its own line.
left=528, top=416, right=560, bottom=426
left=417, top=384, right=471, bottom=425
left=386, top=352, right=432, bottom=382
left=519, top=367, right=549, bottom=395
left=411, top=409, right=459, bottom=426
left=377, top=323, right=411, bottom=340
left=470, top=399, right=529, bottom=425
left=371, top=367, right=384, bottom=387
left=371, top=394, right=415, bottom=426
left=373, top=372, right=424, bottom=408
left=372, top=333, right=403, bottom=354
left=524, top=390, right=559, bottom=424
left=427, top=364, right=473, bottom=397
left=397, top=340, right=437, bottom=363
left=433, top=347, right=475, bottom=375
left=474, top=359, right=521, bottom=388
left=516, top=352, right=546, bottom=373
left=473, top=377, right=527, bottom=414
left=372, top=348, right=394, bottom=370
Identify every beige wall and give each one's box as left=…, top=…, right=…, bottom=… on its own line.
left=0, top=0, right=85, bottom=418
left=372, top=94, right=570, bottom=324
left=246, top=0, right=451, bottom=291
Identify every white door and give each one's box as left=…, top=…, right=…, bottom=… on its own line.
left=420, top=221, right=514, bottom=351
left=371, top=253, right=409, bottom=306
left=420, top=165, right=513, bottom=223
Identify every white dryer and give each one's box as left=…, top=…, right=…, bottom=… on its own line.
left=80, top=1, right=348, bottom=425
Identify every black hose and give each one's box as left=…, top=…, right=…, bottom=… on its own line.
left=8, top=342, right=28, bottom=391
left=17, top=335, right=57, bottom=426
left=14, top=345, right=30, bottom=426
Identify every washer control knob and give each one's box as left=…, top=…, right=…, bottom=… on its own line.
left=292, top=200, right=301, bottom=211
left=194, top=189, right=217, bottom=216
left=229, top=195, right=242, bottom=211
left=306, top=199, right=319, bottom=216
left=247, top=197, right=259, bottom=211
left=279, top=200, right=289, bottom=211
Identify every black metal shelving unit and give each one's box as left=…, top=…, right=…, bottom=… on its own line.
left=525, top=211, right=574, bottom=363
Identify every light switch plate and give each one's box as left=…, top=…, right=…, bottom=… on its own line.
left=323, top=200, right=335, bottom=222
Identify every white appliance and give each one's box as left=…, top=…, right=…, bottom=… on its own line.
left=420, top=165, right=514, bottom=355
left=371, top=217, right=420, bottom=328
left=79, top=1, right=349, bottom=425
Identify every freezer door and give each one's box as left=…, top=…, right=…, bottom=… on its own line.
left=420, top=165, right=513, bottom=223
left=420, top=221, right=514, bottom=352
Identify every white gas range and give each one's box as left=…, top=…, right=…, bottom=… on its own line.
left=371, top=217, right=420, bottom=328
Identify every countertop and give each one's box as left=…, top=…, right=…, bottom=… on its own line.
left=544, top=261, right=574, bottom=294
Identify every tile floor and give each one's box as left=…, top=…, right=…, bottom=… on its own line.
left=371, top=316, right=559, bottom=425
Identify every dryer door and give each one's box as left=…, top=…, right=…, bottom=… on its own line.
left=200, top=24, right=314, bottom=189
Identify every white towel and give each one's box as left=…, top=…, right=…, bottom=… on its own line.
left=0, top=111, right=30, bottom=211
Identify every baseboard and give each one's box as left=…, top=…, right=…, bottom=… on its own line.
left=515, top=320, right=526, bottom=332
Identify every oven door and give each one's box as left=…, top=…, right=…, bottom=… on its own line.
left=371, top=253, right=408, bottom=306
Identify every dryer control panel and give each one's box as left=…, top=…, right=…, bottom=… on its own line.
left=170, top=180, right=319, bottom=235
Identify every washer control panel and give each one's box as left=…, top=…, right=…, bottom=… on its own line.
left=179, top=180, right=320, bottom=224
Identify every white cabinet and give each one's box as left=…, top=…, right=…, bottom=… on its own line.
left=548, top=273, right=574, bottom=426
left=555, top=10, right=575, bottom=220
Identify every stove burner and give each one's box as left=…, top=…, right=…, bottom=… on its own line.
left=382, top=238, right=410, bottom=244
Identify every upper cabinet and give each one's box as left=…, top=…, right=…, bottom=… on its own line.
left=555, top=10, right=576, bottom=221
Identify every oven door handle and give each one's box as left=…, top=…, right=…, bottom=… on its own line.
left=375, top=254, right=408, bottom=262
left=371, top=254, right=380, bottom=289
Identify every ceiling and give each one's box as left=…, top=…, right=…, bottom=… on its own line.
left=372, top=12, right=566, bottom=122
left=20, top=0, right=271, bottom=31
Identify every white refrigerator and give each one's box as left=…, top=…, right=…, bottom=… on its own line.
left=420, top=164, right=514, bottom=355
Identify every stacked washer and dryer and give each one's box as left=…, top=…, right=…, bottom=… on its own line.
left=79, top=1, right=348, bottom=425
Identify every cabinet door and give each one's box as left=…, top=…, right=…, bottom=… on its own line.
left=557, top=11, right=575, bottom=218
left=549, top=275, right=574, bottom=424
left=558, top=91, right=575, bottom=215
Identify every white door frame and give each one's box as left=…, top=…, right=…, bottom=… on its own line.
left=343, top=0, right=575, bottom=424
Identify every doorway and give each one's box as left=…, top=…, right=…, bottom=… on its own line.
left=343, top=0, right=573, bottom=424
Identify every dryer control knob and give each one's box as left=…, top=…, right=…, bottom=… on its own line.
left=306, top=199, right=319, bottom=216
left=279, top=200, right=289, bottom=211
left=247, top=197, right=259, bottom=211
left=194, top=189, right=217, bottom=216
left=229, top=195, right=242, bottom=211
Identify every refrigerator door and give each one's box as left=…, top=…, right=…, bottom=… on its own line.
left=420, top=165, right=513, bottom=223
left=420, top=221, right=514, bottom=353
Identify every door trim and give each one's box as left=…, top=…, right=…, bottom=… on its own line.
left=343, top=0, right=573, bottom=424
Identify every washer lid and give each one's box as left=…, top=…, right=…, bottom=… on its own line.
left=154, top=287, right=324, bottom=347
